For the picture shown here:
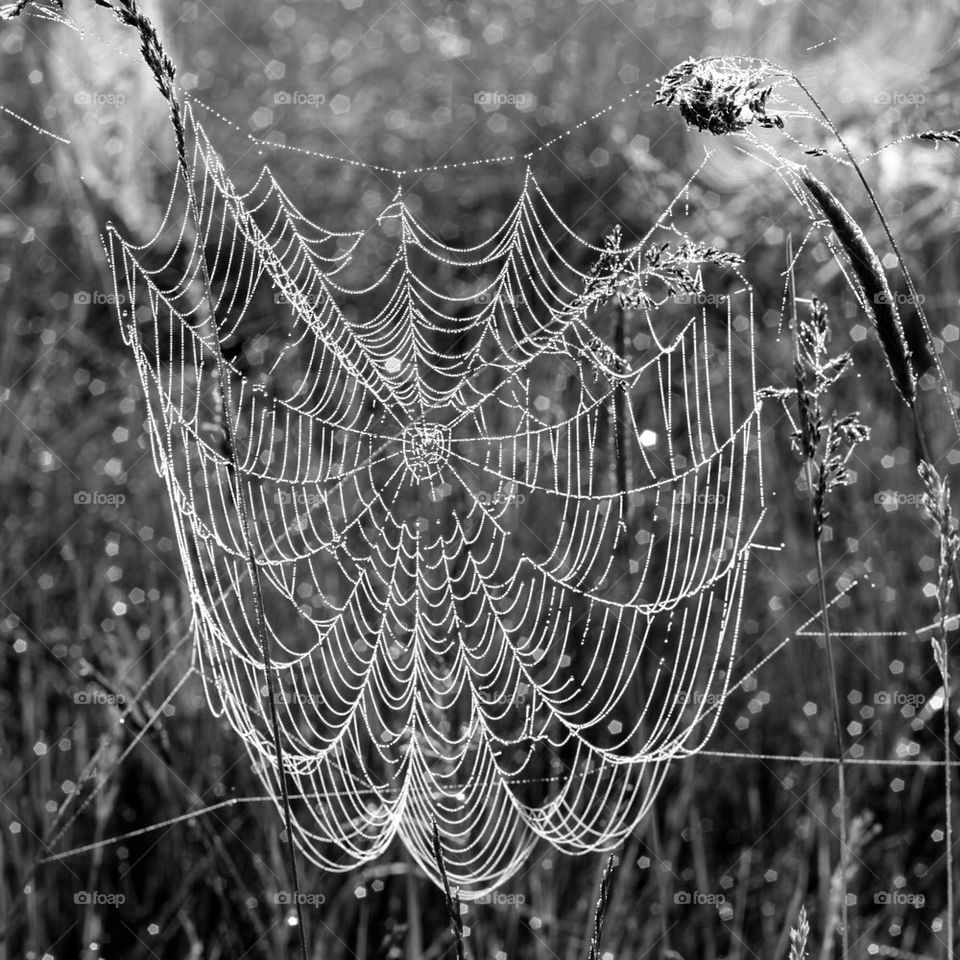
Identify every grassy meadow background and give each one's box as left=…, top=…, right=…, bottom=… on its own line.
left=2, top=0, right=960, bottom=957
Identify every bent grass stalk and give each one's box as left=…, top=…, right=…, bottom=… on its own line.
left=682, top=55, right=960, bottom=443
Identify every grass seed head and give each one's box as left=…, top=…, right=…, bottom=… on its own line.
left=798, top=167, right=916, bottom=404
left=788, top=905, right=809, bottom=960
left=655, top=57, right=784, bottom=135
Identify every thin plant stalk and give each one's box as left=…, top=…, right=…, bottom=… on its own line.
left=791, top=151, right=957, bottom=958
left=918, top=463, right=958, bottom=960
left=31, top=1, right=314, bottom=955
left=940, top=611, right=955, bottom=960
left=787, top=236, right=850, bottom=960
left=431, top=820, right=466, bottom=960
left=181, top=138, right=311, bottom=960
left=586, top=855, right=615, bottom=960
left=788, top=134, right=957, bottom=960
left=786, top=163, right=960, bottom=610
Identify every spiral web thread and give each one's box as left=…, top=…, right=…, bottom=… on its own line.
left=104, top=101, right=766, bottom=893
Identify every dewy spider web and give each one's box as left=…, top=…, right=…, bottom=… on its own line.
left=104, top=100, right=766, bottom=893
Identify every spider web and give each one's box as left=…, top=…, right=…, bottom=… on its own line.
left=104, top=101, right=766, bottom=893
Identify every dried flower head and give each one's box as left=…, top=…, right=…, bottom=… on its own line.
left=655, top=57, right=784, bottom=135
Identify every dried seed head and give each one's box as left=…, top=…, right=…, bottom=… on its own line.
left=789, top=905, right=810, bottom=960
left=655, top=57, right=784, bottom=135
left=919, top=129, right=960, bottom=145
left=918, top=460, right=960, bottom=657
left=104, top=0, right=186, bottom=168
left=919, top=461, right=959, bottom=549
left=1, top=0, right=62, bottom=19
left=798, top=167, right=916, bottom=404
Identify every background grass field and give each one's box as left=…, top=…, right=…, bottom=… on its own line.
left=2, top=2, right=960, bottom=958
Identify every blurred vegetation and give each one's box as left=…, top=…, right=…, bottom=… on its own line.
left=2, top=1, right=960, bottom=958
